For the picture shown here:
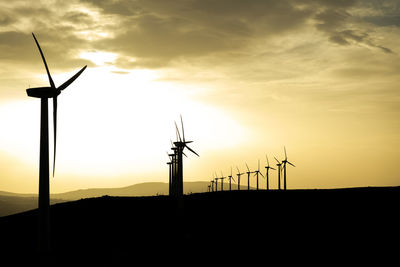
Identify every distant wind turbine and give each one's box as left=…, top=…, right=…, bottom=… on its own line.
left=264, top=154, right=276, bottom=190
left=220, top=171, right=226, bottom=191
left=236, top=167, right=245, bottom=191
left=227, top=167, right=235, bottom=191
left=214, top=172, right=219, bottom=192
left=253, top=159, right=264, bottom=190
left=26, top=33, right=86, bottom=252
left=274, top=157, right=283, bottom=190
left=281, top=146, right=295, bottom=190
left=245, top=163, right=252, bottom=190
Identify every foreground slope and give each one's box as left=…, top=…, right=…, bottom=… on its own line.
left=0, top=187, right=398, bottom=265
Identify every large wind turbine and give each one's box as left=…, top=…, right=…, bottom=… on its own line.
left=264, top=154, right=276, bottom=190
left=172, top=115, right=199, bottom=197
left=274, top=157, right=282, bottom=190
left=253, top=159, right=264, bottom=190
left=26, top=33, right=87, bottom=252
left=236, top=167, right=245, bottom=191
left=281, top=147, right=296, bottom=190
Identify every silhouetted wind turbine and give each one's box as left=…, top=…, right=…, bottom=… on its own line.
left=264, top=154, right=276, bottom=190
left=245, top=163, right=252, bottom=190
left=228, top=167, right=235, bottom=191
left=214, top=172, right=220, bottom=192
left=26, top=33, right=86, bottom=252
left=167, top=151, right=176, bottom=196
left=253, top=159, right=264, bottom=190
left=172, top=115, right=199, bottom=197
left=220, top=171, right=226, bottom=191
left=211, top=180, right=215, bottom=192
left=274, top=157, right=282, bottom=190
left=281, top=146, right=295, bottom=190
left=236, top=167, right=245, bottom=191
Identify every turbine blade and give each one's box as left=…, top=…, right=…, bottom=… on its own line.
left=52, top=96, right=57, bottom=177
left=271, top=167, right=276, bottom=170
left=57, top=65, right=87, bottom=91
left=32, top=33, right=55, bottom=89
left=260, top=172, right=265, bottom=178
left=258, top=159, right=260, bottom=171
left=236, top=166, right=240, bottom=174
left=288, top=161, right=296, bottom=167
left=185, top=144, right=199, bottom=157
left=180, top=114, right=185, bottom=142
left=245, top=163, right=250, bottom=172
left=266, top=154, right=270, bottom=167
left=274, top=157, right=280, bottom=164
left=230, top=166, right=233, bottom=176
left=174, top=121, right=182, bottom=142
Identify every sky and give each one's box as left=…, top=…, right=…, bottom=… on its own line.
left=0, top=0, right=399, bottom=193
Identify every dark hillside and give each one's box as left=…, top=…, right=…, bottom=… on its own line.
left=0, top=187, right=398, bottom=265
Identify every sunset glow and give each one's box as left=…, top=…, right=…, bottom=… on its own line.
left=0, top=0, right=399, bottom=193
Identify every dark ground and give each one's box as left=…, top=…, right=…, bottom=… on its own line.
left=0, top=187, right=399, bottom=266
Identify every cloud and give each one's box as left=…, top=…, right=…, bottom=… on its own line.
left=314, top=4, right=395, bottom=54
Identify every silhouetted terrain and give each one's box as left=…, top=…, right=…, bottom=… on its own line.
left=0, top=187, right=398, bottom=265
left=0, top=181, right=217, bottom=216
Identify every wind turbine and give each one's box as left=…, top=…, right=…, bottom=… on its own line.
left=274, top=157, right=283, bottom=190
left=172, top=115, right=199, bottom=197
left=167, top=151, right=176, bottom=196
left=253, top=159, right=264, bottom=190
left=245, top=163, right=252, bottom=190
left=264, top=154, right=276, bottom=190
left=168, top=140, right=179, bottom=196
left=227, top=167, right=235, bottom=191
left=281, top=146, right=295, bottom=190
left=211, top=180, right=215, bottom=192
left=220, top=171, right=226, bottom=191
left=236, top=167, right=245, bottom=191
left=26, top=33, right=86, bottom=252
left=214, top=172, right=219, bottom=192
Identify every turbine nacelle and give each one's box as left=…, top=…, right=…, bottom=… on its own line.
left=27, top=87, right=61, bottom=98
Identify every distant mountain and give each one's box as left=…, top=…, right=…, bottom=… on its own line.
left=0, top=181, right=224, bottom=216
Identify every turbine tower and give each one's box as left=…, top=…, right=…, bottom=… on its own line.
left=264, top=154, right=276, bottom=190
left=281, top=147, right=296, bottom=190
left=167, top=151, right=177, bottom=196
left=253, top=159, right=264, bottom=190
left=214, top=172, right=219, bottom=192
left=220, top=171, right=226, bottom=191
left=172, top=115, right=199, bottom=197
left=245, top=163, right=252, bottom=190
left=274, top=157, right=282, bottom=190
left=211, top=180, right=215, bottom=192
left=27, top=33, right=86, bottom=252
left=227, top=167, right=235, bottom=191
left=236, top=167, right=245, bottom=191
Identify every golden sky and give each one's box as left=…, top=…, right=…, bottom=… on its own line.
left=0, top=0, right=399, bottom=193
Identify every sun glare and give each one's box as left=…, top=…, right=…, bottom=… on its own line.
left=0, top=66, right=248, bottom=180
